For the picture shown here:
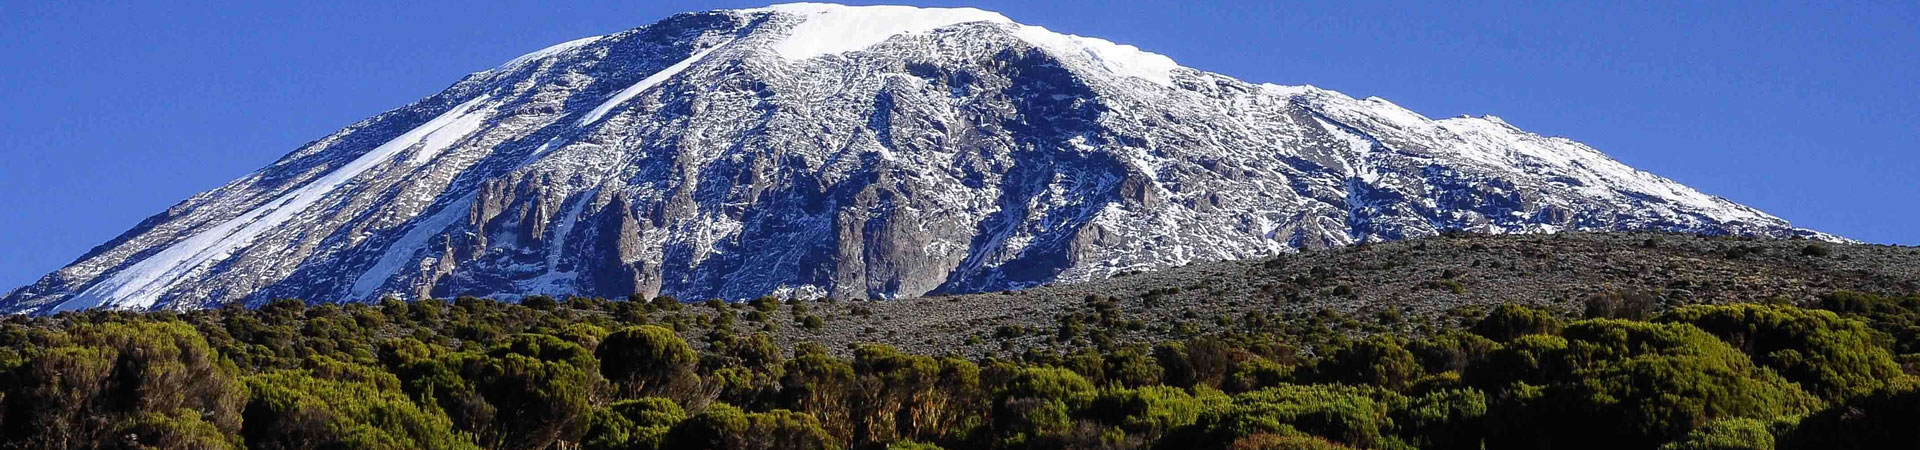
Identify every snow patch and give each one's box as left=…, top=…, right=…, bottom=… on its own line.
left=1258, top=83, right=1320, bottom=98
left=1356, top=96, right=1435, bottom=131
left=749, top=3, right=1011, bottom=60
left=1009, top=25, right=1180, bottom=87
left=349, top=192, right=476, bottom=300
left=578, top=39, right=735, bottom=126
left=749, top=3, right=1180, bottom=87
left=493, top=36, right=603, bottom=72
left=528, top=192, right=592, bottom=292
left=1432, top=115, right=1771, bottom=224
left=408, top=104, right=492, bottom=165
left=60, top=95, right=493, bottom=312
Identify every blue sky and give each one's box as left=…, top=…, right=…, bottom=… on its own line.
left=1, top=1, right=1915, bottom=289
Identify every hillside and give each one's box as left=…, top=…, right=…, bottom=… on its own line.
left=3, top=232, right=1918, bottom=449
left=750, top=232, right=1920, bottom=356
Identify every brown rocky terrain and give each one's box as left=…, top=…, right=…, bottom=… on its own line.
left=664, top=232, right=1920, bottom=356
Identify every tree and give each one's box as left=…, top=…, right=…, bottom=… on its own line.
left=1102, top=346, right=1166, bottom=388
left=1078, top=385, right=1226, bottom=442
left=1782, top=383, right=1920, bottom=449
left=598, top=325, right=698, bottom=399
left=0, top=321, right=245, bottom=447
left=117, top=409, right=243, bottom=450
left=243, top=370, right=478, bottom=450
left=851, top=345, right=941, bottom=446
left=1659, top=304, right=1901, bottom=401
left=987, top=366, right=1095, bottom=448
left=584, top=397, right=686, bottom=450
left=781, top=343, right=858, bottom=442
left=1407, top=332, right=1497, bottom=375
left=1394, top=388, right=1488, bottom=450
left=1312, top=336, right=1421, bottom=391
left=1815, top=290, right=1920, bottom=354
left=1194, top=383, right=1408, bottom=449
left=663, top=403, right=838, bottom=450
left=1471, top=304, right=1562, bottom=342
left=521, top=295, right=559, bottom=311
left=1660, top=418, right=1775, bottom=450
left=409, top=335, right=600, bottom=450
left=1475, top=320, right=1815, bottom=450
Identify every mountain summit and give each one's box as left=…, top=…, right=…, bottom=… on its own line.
left=3, top=3, right=1831, bottom=313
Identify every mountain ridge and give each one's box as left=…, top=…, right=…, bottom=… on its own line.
left=3, top=3, right=1835, bottom=314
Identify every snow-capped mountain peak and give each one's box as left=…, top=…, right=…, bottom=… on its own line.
left=2, top=3, right=1833, bottom=314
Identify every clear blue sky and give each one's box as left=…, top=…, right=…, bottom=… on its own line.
left=2, top=1, right=1915, bottom=289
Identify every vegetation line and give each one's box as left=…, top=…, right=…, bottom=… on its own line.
left=2, top=287, right=1918, bottom=449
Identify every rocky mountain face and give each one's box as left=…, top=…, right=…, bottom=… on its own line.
left=2, top=3, right=1832, bottom=314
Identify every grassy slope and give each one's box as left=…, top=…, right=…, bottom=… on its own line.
left=726, top=232, right=1920, bottom=356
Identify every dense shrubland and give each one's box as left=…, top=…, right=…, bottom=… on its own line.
left=1, top=289, right=1917, bottom=449
left=733, top=233, right=1920, bottom=359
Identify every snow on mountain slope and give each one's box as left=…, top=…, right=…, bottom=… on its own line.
left=580, top=38, right=736, bottom=126
left=2, top=4, right=1835, bottom=314
left=751, top=3, right=1008, bottom=59
left=53, top=95, right=495, bottom=312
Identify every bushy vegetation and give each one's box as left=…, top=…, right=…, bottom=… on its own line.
left=0, top=290, right=1914, bottom=449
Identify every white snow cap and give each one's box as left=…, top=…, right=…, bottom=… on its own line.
left=497, top=36, right=604, bottom=70
left=745, top=3, right=1182, bottom=87
left=746, top=3, right=1012, bottom=59
left=1008, top=25, right=1181, bottom=87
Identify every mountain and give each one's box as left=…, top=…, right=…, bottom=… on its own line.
left=2, top=3, right=1832, bottom=314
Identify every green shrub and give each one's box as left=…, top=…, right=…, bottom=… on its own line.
left=1, top=290, right=1909, bottom=449
left=1660, top=418, right=1775, bottom=450
left=989, top=366, right=1094, bottom=447
left=1815, top=290, right=1920, bottom=354
left=1395, top=388, right=1488, bottom=449
left=1660, top=304, right=1901, bottom=400
left=1228, top=433, right=1354, bottom=449
left=0, top=321, right=245, bottom=447
left=1312, top=336, right=1421, bottom=391
left=1197, top=383, right=1409, bottom=449
left=664, top=403, right=836, bottom=450
left=1078, top=385, right=1227, bottom=440
left=781, top=344, right=858, bottom=441
left=1471, top=304, right=1562, bottom=342
left=1781, top=383, right=1920, bottom=449
left=1477, top=319, right=1815, bottom=449
left=584, top=397, right=685, bottom=450
left=598, top=325, right=697, bottom=398
left=408, top=337, right=599, bottom=450
left=1225, top=357, right=1293, bottom=393
left=522, top=295, right=558, bottom=311
left=244, top=370, right=478, bottom=450
left=887, top=441, right=945, bottom=450
left=117, top=409, right=243, bottom=450
left=1408, top=332, right=1498, bottom=374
